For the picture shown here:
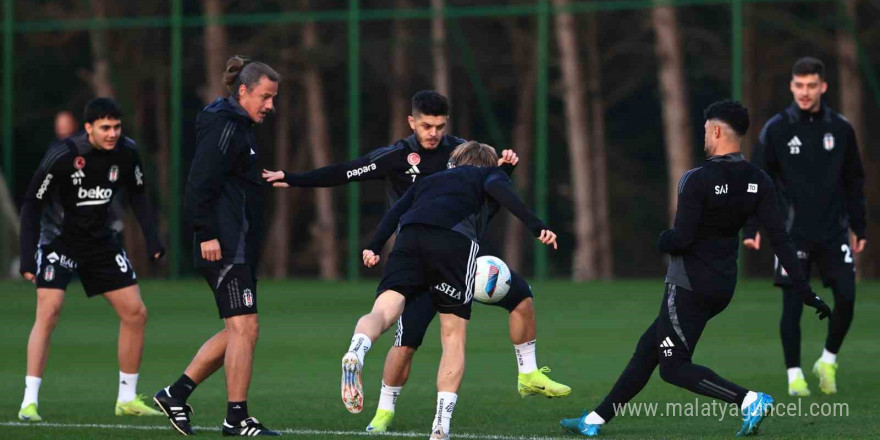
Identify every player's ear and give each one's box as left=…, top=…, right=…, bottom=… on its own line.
left=820, top=81, right=828, bottom=94
left=407, top=115, right=416, bottom=130
left=84, top=122, right=93, bottom=135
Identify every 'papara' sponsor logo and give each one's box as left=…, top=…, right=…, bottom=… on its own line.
left=35, top=174, right=53, bottom=200
left=346, top=163, right=377, bottom=179
left=76, top=186, right=113, bottom=206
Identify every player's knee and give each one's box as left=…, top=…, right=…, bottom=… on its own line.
left=36, top=305, right=62, bottom=328
left=121, top=303, right=148, bottom=326
left=658, top=359, right=687, bottom=385
left=226, top=315, right=260, bottom=340
left=511, top=297, right=534, bottom=317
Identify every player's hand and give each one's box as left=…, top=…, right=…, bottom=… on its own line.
left=850, top=233, right=866, bottom=254
left=22, top=272, right=35, bottom=283
left=803, top=293, right=832, bottom=320
left=362, top=249, right=380, bottom=267
left=262, top=169, right=289, bottom=188
left=497, top=149, right=519, bottom=167
left=743, top=232, right=761, bottom=250
left=538, top=229, right=558, bottom=250
left=200, top=239, right=222, bottom=262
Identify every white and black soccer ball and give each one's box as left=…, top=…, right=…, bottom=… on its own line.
left=473, top=256, right=511, bottom=304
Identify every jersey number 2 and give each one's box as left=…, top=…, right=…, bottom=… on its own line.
left=841, top=244, right=853, bottom=264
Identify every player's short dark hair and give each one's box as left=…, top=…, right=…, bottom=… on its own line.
left=449, top=141, right=498, bottom=167
left=703, top=100, right=749, bottom=137
left=83, top=98, right=123, bottom=124
left=412, top=90, right=449, bottom=117
left=792, top=57, right=825, bottom=79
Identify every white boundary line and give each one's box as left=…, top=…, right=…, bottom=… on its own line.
left=0, top=421, right=575, bottom=440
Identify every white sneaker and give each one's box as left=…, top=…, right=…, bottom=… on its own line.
left=429, top=425, right=449, bottom=440
left=341, top=351, right=363, bottom=413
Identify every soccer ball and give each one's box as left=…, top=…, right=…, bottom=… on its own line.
left=474, top=256, right=511, bottom=304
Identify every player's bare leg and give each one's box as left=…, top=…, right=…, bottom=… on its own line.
left=26, top=289, right=66, bottom=378
left=104, top=285, right=161, bottom=415
left=19, top=288, right=66, bottom=421
left=105, top=285, right=147, bottom=374
left=510, top=297, right=571, bottom=398
left=185, top=330, right=228, bottom=383
left=365, top=345, right=415, bottom=431
left=343, top=290, right=406, bottom=414
left=431, top=312, right=468, bottom=439
left=508, top=298, right=536, bottom=344
left=224, top=314, right=259, bottom=402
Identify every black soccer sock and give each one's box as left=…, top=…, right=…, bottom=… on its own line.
left=780, top=286, right=804, bottom=368
left=168, top=374, right=197, bottom=402
left=227, top=401, right=249, bottom=425
left=658, top=359, right=749, bottom=405
left=825, top=278, right=855, bottom=354
left=594, top=320, right=659, bottom=422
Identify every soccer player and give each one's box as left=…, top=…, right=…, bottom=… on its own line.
left=742, top=57, right=866, bottom=397
left=342, top=141, right=558, bottom=440
left=262, top=90, right=569, bottom=432
left=18, top=98, right=165, bottom=421
left=153, top=56, right=281, bottom=437
left=560, top=101, right=833, bottom=437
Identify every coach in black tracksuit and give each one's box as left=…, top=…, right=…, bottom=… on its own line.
left=562, top=101, right=832, bottom=438
left=154, top=57, right=281, bottom=437
left=742, top=57, right=866, bottom=396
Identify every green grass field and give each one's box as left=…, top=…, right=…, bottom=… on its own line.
left=1, top=279, right=878, bottom=439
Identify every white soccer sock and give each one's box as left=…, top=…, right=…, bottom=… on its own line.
left=514, top=340, right=538, bottom=374
left=741, top=391, right=758, bottom=412
left=787, top=367, right=805, bottom=383
left=820, top=348, right=837, bottom=364
left=348, top=333, right=372, bottom=366
left=117, top=372, right=139, bottom=403
left=21, top=376, right=42, bottom=409
left=585, top=411, right=605, bottom=425
left=378, top=381, right=402, bottom=412
left=433, top=392, right=457, bottom=434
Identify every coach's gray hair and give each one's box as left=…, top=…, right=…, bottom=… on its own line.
left=223, top=55, right=280, bottom=100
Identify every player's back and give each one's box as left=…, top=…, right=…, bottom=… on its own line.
left=666, top=153, right=771, bottom=296
left=399, top=165, right=507, bottom=242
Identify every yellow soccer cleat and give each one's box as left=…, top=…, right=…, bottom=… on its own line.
left=116, top=394, right=164, bottom=416
left=18, top=403, right=43, bottom=422
left=813, top=360, right=837, bottom=395
left=517, top=366, right=571, bottom=398
left=366, top=408, right=395, bottom=432
left=788, top=377, right=811, bottom=396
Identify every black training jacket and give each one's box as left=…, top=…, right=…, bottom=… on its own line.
left=19, top=132, right=163, bottom=275
left=659, top=153, right=809, bottom=298
left=366, top=166, right=546, bottom=253
left=743, top=102, right=866, bottom=242
left=282, top=134, right=466, bottom=207
left=185, top=97, right=265, bottom=269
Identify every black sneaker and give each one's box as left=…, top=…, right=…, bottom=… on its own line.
left=153, top=386, right=195, bottom=436
left=222, top=417, right=280, bottom=436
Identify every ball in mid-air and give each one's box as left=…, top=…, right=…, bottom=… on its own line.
left=474, top=256, right=511, bottom=304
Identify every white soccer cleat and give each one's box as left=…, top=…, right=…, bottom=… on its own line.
left=341, top=351, right=363, bottom=414
left=429, top=425, right=449, bottom=440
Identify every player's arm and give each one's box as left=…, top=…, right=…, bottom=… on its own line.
left=657, top=170, right=703, bottom=254
left=362, top=186, right=416, bottom=267
left=187, top=121, right=243, bottom=261
left=756, top=172, right=831, bottom=319
left=483, top=171, right=557, bottom=249
left=263, top=144, right=403, bottom=188
left=842, top=124, right=867, bottom=252
left=742, top=122, right=779, bottom=246
left=126, top=147, right=165, bottom=260
left=19, top=148, right=66, bottom=279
